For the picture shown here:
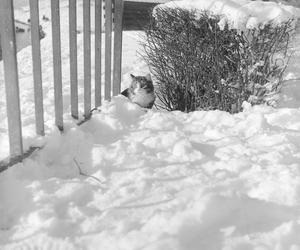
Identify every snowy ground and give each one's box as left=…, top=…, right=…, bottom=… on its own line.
left=1, top=0, right=300, bottom=250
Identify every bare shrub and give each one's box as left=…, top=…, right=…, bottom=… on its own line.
left=142, top=7, right=293, bottom=113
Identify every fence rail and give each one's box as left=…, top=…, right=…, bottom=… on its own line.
left=30, top=0, right=45, bottom=136
left=69, top=0, right=79, bottom=119
left=0, top=0, right=23, bottom=158
left=105, top=0, right=113, bottom=101
left=95, top=0, right=102, bottom=108
left=0, top=0, right=124, bottom=161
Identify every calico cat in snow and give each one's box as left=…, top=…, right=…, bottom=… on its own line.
left=121, top=73, right=155, bottom=109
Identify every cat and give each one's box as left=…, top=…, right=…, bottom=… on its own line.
left=121, top=73, right=156, bottom=109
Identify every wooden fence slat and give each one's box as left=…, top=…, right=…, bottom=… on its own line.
left=105, top=0, right=113, bottom=101
left=0, top=0, right=23, bottom=157
left=29, top=0, right=45, bottom=135
left=51, top=0, right=63, bottom=131
left=113, top=0, right=124, bottom=96
left=69, top=0, right=78, bottom=119
left=83, top=0, right=91, bottom=118
left=95, top=0, right=102, bottom=107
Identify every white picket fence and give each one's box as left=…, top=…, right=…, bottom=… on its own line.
left=0, top=0, right=124, bottom=160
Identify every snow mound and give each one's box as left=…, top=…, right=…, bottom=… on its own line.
left=156, top=0, right=300, bottom=30
left=1, top=97, right=300, bottom=249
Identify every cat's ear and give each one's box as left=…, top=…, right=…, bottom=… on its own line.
left=130, top=74, right=135, bottom=79
left=145, top=73, right=152, bottom=81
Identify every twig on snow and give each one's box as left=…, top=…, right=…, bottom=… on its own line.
left=73, top=158, right=105, bottom=186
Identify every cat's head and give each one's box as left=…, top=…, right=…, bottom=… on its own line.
left=130, top=73, right=154, bottom=92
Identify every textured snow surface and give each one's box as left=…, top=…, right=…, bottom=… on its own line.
left=1, top=0, right=300, bottom=250
left=156, top=0, right=300, bottom=30
left=1, top=98, right=300, bottom=250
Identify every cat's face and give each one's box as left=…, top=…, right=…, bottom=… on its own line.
left=130, top=74, right=154, bottom=92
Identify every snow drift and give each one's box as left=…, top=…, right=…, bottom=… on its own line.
left=1, top=97, right=300, bottom=249
left=156, top=0, right=300, bottom=30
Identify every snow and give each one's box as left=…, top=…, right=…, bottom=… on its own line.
left=2, top=97, right=300, bottom=250
left=1, top=0, right=300, bottom=250
left=156, top=0, right=300, bottom=30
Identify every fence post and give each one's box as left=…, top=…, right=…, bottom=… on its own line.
left=83, top=0, right=91, bottom=118
left=51, top=0, right=63, bottom=131
left=69, top=0, right=79, bottom=119
left=105, top=0, right=113, bottom=101
left=95, top=0, right=102, bottom=107
left=113, top=0, right=124, bottom=96
left=0, top=0, right=23, bottom=157
left=29, top=0, right=45, bottom=135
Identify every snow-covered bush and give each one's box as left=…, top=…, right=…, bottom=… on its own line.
left=142, top=7, right=293, bottom=112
